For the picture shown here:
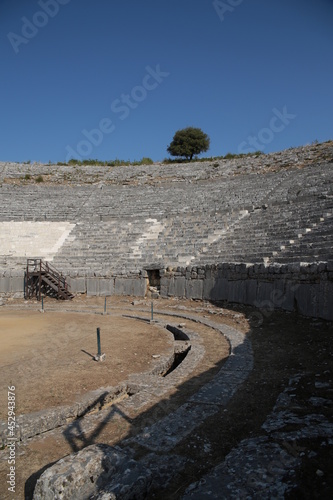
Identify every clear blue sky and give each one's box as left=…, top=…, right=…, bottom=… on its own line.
left=1, top=0, right=332, bottom=163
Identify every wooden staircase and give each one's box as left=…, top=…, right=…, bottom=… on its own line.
left=25, top=259, right=74, bottom=300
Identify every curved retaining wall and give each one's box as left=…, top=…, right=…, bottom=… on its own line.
left=159, top=262, right=333, bottom=321
left=1, top=261, right=332, bottom=320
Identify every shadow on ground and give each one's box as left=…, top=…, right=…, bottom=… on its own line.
left=25, top=305, right=333, bottom=499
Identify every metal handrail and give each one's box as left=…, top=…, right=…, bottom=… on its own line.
left=26, top=258, right=71, bottom=299
left=40, top=260, right=67, bottom=289
left=27, top=258, right=66, bottom=289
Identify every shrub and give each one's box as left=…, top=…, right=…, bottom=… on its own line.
left=139, top=157, right=154, bottom=165
left=132, top=157, right=154, bottom=166
left=224, top=152, right=237, bottom=159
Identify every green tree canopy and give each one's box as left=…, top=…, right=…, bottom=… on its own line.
left=167, top=127, right=210, bottom=161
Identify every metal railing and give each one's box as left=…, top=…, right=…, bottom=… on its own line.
left=26, top=258, right=71, bottom=300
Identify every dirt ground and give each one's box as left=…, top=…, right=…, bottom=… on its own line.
left=0, top=296, right=231, bottom=499
left=0, top=308, right=174, bottom=418
left=0, top=296, right=332, bottom=499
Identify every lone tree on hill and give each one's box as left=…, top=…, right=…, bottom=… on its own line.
left=167, top=127, right=210, bottom=161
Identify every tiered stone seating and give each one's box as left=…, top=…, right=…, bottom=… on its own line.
left=0, top=185, right=89, bottom=221
left=273, top=212, right=333, bottom=263
left=197, top=197, right=333, bottom=265
left=0, top=142, right=332, bottom=275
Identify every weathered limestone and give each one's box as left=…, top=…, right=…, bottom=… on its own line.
left=0, top=270, right=24, bottom=294
left=1, top=144, right=332, bottom=274
left=184, top=373, right=333, bottom=498
left=183, top=437, right=300, bottom=499
left=0, top=141, right=332, bottom=318
left=0, top=221, right=75, bottom=260
left=67, top=276, right=87, bottom=293
left=87, top=277, right=116, bottom=296
left=160, top=262, right=333, bottom=321
left=1, top=263, right=331, bottom=320
left=33, top=444, right=152, bottom=500
left=1, top=141, right=332, bottom=188
left=114, top=277, right=146, bottom=296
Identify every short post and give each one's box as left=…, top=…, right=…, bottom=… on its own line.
left=40, top=296, right=45, bottom=313
left=97, top=327, right=101, bottom=356
left=94, top=327, right=105, bottom=362
left=104, top=297, right=107, bottom=315
left=150, top=300, right=154, bottom=323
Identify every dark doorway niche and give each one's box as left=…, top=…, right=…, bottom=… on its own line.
left=147, top=269, right=161, bottom=290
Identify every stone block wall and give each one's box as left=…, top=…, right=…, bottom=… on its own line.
left=160, top=262, right=333, bottom=321
left=1, top=262, right=331, bottom=321
left=0, top=270, right=148, bottom=299
left=0, top=270, right=24, bottom=296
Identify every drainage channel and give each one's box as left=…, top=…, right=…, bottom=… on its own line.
left=32, top=313, right=252, bottom=500
left=164, top=324, right=191, bottom=377
left=0, top=322, right=194, bottom=446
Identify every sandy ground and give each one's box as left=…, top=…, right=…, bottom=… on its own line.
left=0, top=309, right=173, bottom=417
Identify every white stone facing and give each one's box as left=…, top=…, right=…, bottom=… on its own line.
left=130, top=218, right=165, bottom=259
left=0, top=222, right=75, bottom=261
